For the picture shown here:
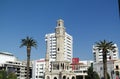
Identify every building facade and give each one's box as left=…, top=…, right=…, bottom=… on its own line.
left=93, top=60, right=120, bottom=79
left=32, top=58, right=45, bottom=79
left=0, top=52, right=17, bottom=64
left=0, top=61, right=32, bottom=79
left=71, top=58, right=93, bottom=79
left=93, top=44, right=119, bottom=63
left=113, top=59, right=120, bottom=79
left=93, top=61, right=114, bottom=79
left=0, top=52, right=32, bottom=79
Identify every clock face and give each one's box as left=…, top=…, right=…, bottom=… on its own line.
left=56, top=29, right=60, bottom=34
left=56, top=31, right=59, bottom=34
left=56, top=28, right=65, bottom=34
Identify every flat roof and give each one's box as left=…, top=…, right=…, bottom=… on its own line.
left=0, top=52, right=14, bottom=56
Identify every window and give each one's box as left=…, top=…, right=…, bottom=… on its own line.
left=36, top=76, right=38, bottom=78
left=116, top=65, right=119, bottom=69
left=58, top=48, right=59, bottom=51
left=54, top=77, right=57, bottom=79
left=72, top=76, right=75, bottom=79
left=63, top=76, right=66, bottom=79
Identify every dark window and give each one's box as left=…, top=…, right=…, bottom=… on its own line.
left=54, top=77, right=57, bottom=79
left=58, top=48, right=59, bottom=51
left=116, top=65, right=119, bottom=69
left=72, top=76, right=75, bottom=79
left=63, top=76, right=66, bottom=79
left=58, top=23, right=60, bottom=26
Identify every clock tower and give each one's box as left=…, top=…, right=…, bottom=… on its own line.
left=45, top=19, right=76, bottom=79
left=55, top=19, right=65, bottom=61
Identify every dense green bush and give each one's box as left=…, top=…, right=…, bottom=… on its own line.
left=0, top=70, right=17, bottom=79
left=86, top=66, right=100, bottom=79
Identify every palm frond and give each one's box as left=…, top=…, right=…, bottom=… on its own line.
left=20, top=36, right=37, bottom=49
left=95, top=40, right=115, bottom=53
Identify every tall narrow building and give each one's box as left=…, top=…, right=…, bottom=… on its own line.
left=45, top=19, right=76, bottom=79
left=55, top=19, right=66, bottom=61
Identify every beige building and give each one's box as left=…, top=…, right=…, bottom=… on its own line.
left=114, top=59, right=120, bottom=78
left=45, top=19, right=76, bottom=79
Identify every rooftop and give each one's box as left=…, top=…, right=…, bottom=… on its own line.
left=0, top=51, right=14, bottom=56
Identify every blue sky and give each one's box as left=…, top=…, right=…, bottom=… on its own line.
left=0, top=0, right=120, bottom=61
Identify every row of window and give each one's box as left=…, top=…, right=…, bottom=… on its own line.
left=74, top=70, right=87, bottom=73
left=36, top=76, right=43, bottom=78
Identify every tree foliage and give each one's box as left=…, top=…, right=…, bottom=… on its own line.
left=86, top=66, right=100, bottom=79
left=93, top=71, right=100, bottom=79
left=0, top=70, right=7, bottom=79
left=0, top=70, right=17, bottom=79
left=7, top=73, right=17, bottom=79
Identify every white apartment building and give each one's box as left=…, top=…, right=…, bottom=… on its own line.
left=0, top=52, right=32, bottom=79
left=1, top=61, right=32, bottom=79
left=93, top=44, right=119, bottom=62
left=32, top=58, right=45, bottom=79
left=71, top=58, right=93, bottom=79
left=45, top=20, right=73, bottom=62
left=0, top=52, right=17, bottom=64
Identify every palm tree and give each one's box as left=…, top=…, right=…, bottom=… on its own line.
left=20, top=36, right=37, bottom=79
left=95, top=40, right=116, bottom=79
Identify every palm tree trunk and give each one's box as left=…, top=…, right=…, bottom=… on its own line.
left=27, top=47, right=31, bottom=79
left=103, top=52, right=107, bottom=79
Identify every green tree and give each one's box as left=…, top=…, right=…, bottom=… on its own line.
left=95, top=40, right=116, bottom=79
left=20, top=36, right=37, bottom=79
left=7, top=73, right=17, bottom=79
left=87, top=66, right=94, bottom=79
left=0, top=70, right=7, bottom=79
left=86, top=66, right=100, bottom=79
left=93, top=71, right=100, bottom=79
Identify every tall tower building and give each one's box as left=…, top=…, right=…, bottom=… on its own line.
left=45, top=19, right=73, bottom=62
left=45, top=19, right=76, bottom=79
left=55, top=19, right=65, bottom=61
left=93, top=44, right=119, bottom=63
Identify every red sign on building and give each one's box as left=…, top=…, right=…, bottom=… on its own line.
left=72, top=58, right=79, bottom=64
left=71, top=58, right=79, bottom=70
